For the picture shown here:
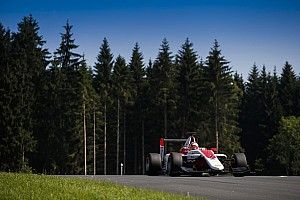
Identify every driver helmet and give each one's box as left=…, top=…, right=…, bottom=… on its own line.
left=190, top=142, right=199, bottom=150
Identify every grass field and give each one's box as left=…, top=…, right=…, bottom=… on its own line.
left=0, top=173, right=202, bottom=199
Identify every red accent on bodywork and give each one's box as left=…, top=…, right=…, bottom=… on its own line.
left=160, top=138, right=164, bottom=147
left=210, top=148, right=217, bottom=153
left=201, top=149, right=216, bottom=159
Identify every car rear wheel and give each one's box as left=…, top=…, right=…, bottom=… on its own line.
left=232, top=153, right=248, bottom=177
left=167, top=152, right=182, bottom=176
left=232, top=153, right=247, bottom=167
left=146, top=153, right=161, bottom=176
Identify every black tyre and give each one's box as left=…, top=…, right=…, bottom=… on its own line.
left=146, top=153, right=161, bottom=176
left=232, top=153, right=248, bottom=177
left=232, top=153, right=247, bottom=168
left=167, top=152, right=182, bottom=176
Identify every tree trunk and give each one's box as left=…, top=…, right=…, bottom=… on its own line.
left=215, top=91, right=219, bottom=153
left=142, top=120, right=145, bottom=174
left=104, top=101, right=107, bottom=175
left=123, top=111, right=126, bottom=175
left=83, top=94, right=87, bottom=175
left=93, top=103, right=96, bottom=175
left=116, top=99, right=120, bottom=174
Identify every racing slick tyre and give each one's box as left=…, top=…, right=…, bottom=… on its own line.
left=146, top=153, right=161, bottom=176
left=167, top=152, right=182, bottom=177
left=231, top=153, right=248, bottom=177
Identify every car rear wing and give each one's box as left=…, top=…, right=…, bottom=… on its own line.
left=160, top=138, right=187, bottom=161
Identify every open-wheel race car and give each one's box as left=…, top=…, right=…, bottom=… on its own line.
left=145, top=135, right=250, bottom=177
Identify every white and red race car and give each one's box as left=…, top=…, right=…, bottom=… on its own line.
left=146, top=136, right=249, bottom=177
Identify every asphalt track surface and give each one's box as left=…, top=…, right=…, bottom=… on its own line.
left=71, top=175, right=300, bottom=200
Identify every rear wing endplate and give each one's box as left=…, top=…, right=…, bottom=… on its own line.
left=160, top=138, right=187, bottom=161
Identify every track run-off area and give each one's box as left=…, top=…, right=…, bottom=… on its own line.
left=66, top=175, right=300, bottom=200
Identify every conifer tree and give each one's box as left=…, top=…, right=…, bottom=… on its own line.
left=54, top=20, right=82, bottom=70
left=7, top=15, right=49, bottom=171
left=112, top=55, right=132, bottom=174
left=256, top=67, right=279, bottom=167
left=77, top=57, right=95, bottom=175
left=261, top=67, right=282, bottom=137
left=234, top=72, right=245, bottom=141
left=0, top=24, right=16, bottom=171
left=93, top=37, right=114, bottom=175
left=279, top=62, right=297, bottom=116
left=241, top=64, right=262, bottom=167
left=262, top=68, right=283, bottom=171
left=234, top=72, right=245, bottom=93
left=202, top=40, right=240, bottom=154
left=241, top=65, right=282, bottom=171
left=175, top=38, right=199, bottom=137
left=233, top=72, right=245, bottom=115
left=128, top=43, right=145, bottom=174
left=144, top=39, right=179, bottom=170
left=295, top=76, right=300, bottom=116
left=129, top=43, right=145, bottom=96
left=148, top=38, right=176, bottom=139
left=51, top=20, right=84, bottom=174
left=36, top=63, right=64, bottom=173
left=112, top=56, right=131, bottom=103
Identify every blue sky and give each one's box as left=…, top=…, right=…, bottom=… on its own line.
left=1, top=0, right=300, bottom=77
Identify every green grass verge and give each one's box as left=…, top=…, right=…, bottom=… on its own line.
left=0, top=173, right=203, bottom=199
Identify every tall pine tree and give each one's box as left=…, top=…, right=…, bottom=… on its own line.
left=0, top=24, right=16, bottom=171
left=6, top=15, right=49, bottom=171
left=295, top=75, right=300, bottom=116
left=51, top=20, right=84, bottom=174
left=241, top=64, right=262, bottom=168
left=111, top=55, right=132, bottom=174
left=147, top=38, right=176, bottom=140
left=279, top=62, right=297, bottom=116
left=128, top=43, right=145, bottom=174
left=175, top=38, right=199, bottom=137
left=202, top=40, right=241, bottom=154
left=93, top=37, right=114, bottom=175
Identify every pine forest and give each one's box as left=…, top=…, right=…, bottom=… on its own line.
left=1, top=16, right=300, bottom=175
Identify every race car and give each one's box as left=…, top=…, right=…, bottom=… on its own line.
left=145, top=135, right=250, bottom=177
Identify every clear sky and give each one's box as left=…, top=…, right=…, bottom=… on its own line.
left=1, top=0, right=300, bottom=77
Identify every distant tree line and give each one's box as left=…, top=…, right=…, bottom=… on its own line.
left=1, top=15, right=299, bottom=175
